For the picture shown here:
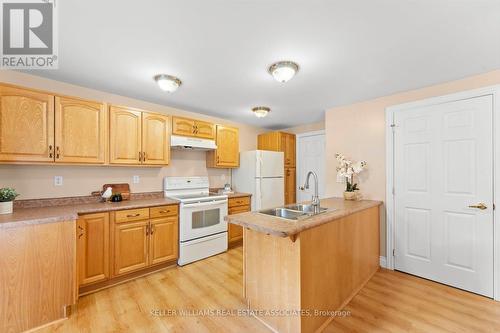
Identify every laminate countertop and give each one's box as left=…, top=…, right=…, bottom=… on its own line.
left=0, top=197, right=179, bottom=229
left=226, top=197, right=382, bottom=237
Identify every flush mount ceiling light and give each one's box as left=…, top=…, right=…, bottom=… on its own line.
left=252, top=106, right=271, bottom=118
left=268, top=61, right=299, bottom=83
left=154, top=74, right=182, bottom=92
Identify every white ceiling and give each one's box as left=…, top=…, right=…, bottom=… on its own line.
left=27, top=0, right=500, bottom=129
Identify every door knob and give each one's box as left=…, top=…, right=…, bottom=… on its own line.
left=468, top=203, right=488, bottom=210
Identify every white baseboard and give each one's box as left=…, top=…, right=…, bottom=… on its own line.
left=379, top=256, right=387, bottom=268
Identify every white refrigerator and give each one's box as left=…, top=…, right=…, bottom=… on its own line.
left=232, top=150, right=284, bottom=211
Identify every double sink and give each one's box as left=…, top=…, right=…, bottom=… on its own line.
left=259, top=203, right=330, bottom=221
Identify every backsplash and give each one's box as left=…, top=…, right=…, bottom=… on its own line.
left=0, top=150, right=230, bottom=200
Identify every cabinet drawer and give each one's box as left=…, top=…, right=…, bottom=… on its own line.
left=114, top=208, right=149, bottom=223
left=150, top=205, right=178, bottom=218
left=228, top=196, right=250, bottom=208
left=229, top=205, right=250, bottom=215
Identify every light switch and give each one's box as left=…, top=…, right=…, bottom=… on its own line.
left=54, top=176, right=63, bottom=186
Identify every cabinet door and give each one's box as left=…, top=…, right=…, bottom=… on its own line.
left=149, top=217, right=178, bottom=265
left=215, top=125, right=239, bottom=167
left=77, top=213, right=109, bottom=286
left=172, top=116, right=195, bottom=136
left=228, top=204, right=249, bottom=246
left=284, top=133, right=296, bottom=167
left=285, top=167, right=296, bottom=204
left=109, top=106, right=142, bottom=164
left=194, top=120, right=215, bottom=139
left=113, top=220, right=149, bottom=276
left=142, top=112, right=170, bottom=165
left=55, top=97, right=106, bottom=164
left=0, top=85, right=54, bottom=162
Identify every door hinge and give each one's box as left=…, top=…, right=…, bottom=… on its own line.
left=390, top=123, right=396, bottom=131
left=493, top=203, right=496, bottom=210
left=393, top=249, right=395, bottom=257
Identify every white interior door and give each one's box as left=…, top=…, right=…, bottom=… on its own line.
left=394, top=95, right=494, bottom=297
left=297, top=132, right=326, bottom=203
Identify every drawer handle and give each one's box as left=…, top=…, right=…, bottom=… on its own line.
left=126, top=213, right=141, bottom=218
left=159, top=210, right=170, bottom=214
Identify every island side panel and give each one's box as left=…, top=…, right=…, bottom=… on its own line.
left=0, top=221, right=77, bottom=333
left=299, top=206, right=380, bottom=332
left=244, top=228, right=301, bottom=333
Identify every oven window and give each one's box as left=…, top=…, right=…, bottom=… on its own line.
left=192, top=209, right=220, bottom=229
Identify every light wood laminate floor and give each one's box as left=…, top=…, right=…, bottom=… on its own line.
left=37, top=247, right=500, bottom=333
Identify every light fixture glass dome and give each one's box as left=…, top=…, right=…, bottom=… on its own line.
left=268, top=61, right=299, bottom=83
left=154, top=74, right=182, bottom=92
left=252, top=106, right=271, bottom=118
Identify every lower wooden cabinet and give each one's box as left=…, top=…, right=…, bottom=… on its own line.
left=227, top=196, right=251, bottom=248
left=77, top=212, right=110, bottom=286
left=285, top=167, right=296, bottom=205
left=149, top=217, right=178, bottom=265
left=77, top=205, right=179, bottom=292
left=113, top=220, right=149, bottom=276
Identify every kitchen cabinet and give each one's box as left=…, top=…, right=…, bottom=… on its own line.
left=149, top=217, right=178, bottom=265
left=142, top=112, right=170, bottom=165
left=113, top=219, right=150, bottom=276
left=172, top=116, right=215, bottom=139
left=109, top=106, right=142, bottom=164
left=227, top=196, right=251, bottom=248
left=285, top=167, right=296, bottom=205
left=109, top=106, right=170, bottom=166
left=258, top=131, right=296, bottom=203
left=77, top=213, right=110, bottom=286
left=55, top=96, right=107, bottom=164
left=0, top=85, right=55, bottom=162
left=112, top=205, right=179, bottom=276
left=206, top=125, right=239, bottom=168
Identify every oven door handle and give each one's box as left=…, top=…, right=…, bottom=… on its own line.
left=182, top=199, right=228, bottom=208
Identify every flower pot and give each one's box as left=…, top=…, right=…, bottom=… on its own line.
left=0, top=201, right=13, bottom=214
left=343, top=191, right=358, bottom=201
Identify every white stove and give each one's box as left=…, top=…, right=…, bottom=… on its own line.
left=164, top=177, right=228, bottom=266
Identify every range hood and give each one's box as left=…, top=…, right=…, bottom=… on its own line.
left=170, top=135, right=217, bottom=150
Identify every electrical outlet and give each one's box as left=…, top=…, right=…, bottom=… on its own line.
left=54, top=176, right=63, bottom=186
left=133, top=175, right=140, bottom=184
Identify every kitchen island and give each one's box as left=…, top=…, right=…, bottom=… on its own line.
left=226, top=197, right=382, bottom=333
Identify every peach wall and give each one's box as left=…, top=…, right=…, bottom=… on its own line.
left=283, top=121, right=325, bottom=134
left=0, top=71, right=264, bottom=199
left=326, top=69, right=500, bottom=256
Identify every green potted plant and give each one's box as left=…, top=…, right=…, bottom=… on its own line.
left=0, top=187, right=19, bottom=214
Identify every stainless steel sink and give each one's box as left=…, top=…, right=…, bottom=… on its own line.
left=259, top=204, right=331, bottom=221
left=259, top=208, right=306, bottom=220
left=284, top=204, right=328, bottom=214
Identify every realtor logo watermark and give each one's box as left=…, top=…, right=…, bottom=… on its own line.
left=1, top=0, right=58, bottom=69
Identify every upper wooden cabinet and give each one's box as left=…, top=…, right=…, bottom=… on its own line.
left=55, top=97, right=107, bottom=164
left=172, top=116, right=215, bottom=140
left=142, top=112, right=170, bottom=165
left=109, top=106, right=170, bottom=166
left=109, top=106, right=142, bottom=164
left=207, top=125, right=239, bottom=168
left=258, top=131, right=296, bottom=167
left=0, top=85, right=54, bottom=162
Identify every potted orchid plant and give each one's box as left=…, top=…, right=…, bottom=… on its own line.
left=335, top=153, right=367, bottom=200
left=0, top=187, right=19, bottom=214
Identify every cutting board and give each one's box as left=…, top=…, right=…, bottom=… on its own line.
left=102, top=183, right=131, bottom=200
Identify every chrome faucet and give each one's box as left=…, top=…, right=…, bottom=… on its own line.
left=300, top=171, right=320, bottom=210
